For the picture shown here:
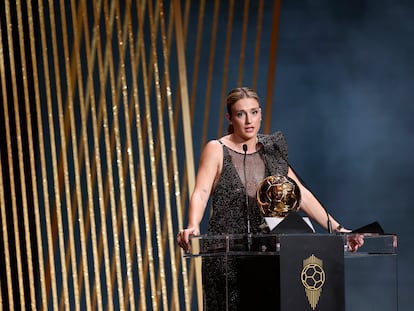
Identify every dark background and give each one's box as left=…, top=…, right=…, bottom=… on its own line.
left=273, top=1, right=413, bottom=309
left=195, top=0, right=412, bottom=309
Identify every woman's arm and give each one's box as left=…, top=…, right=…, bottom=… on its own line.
left=288, top=167, right=363, bottom=251
left=177, top=140, right=223, bottom=251
left=287, top=167, right=345, bottom=233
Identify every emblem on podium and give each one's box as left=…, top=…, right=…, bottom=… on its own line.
left=301, top=254, right=325, bottom=310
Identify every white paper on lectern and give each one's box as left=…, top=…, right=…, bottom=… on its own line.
left=264, top=216, right=315, bottom=232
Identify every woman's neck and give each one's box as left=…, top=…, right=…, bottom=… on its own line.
left=225, top=134, right=258, bottom=153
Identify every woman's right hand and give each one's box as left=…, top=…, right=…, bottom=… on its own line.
left=176, top=227, right=200, bottom=253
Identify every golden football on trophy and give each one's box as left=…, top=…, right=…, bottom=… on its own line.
left=256, top=175, right=301, bottom=217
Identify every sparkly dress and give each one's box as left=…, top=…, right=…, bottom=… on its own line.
left=202, top=131, right=289, bottom=310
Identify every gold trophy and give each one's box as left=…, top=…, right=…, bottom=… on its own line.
left=256, top=175, right=301, bottom=218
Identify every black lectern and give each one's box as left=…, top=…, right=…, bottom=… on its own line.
left=186, top=232, right=398, bottom=311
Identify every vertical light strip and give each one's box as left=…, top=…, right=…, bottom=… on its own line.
left=90, top=0, right=120, bottom=307
left=66, top=1, right=93, bottom=310
left=113, top=1, right=136, bottom=309
left=45, top=0, right=71, bottom=308
left=81, top=0, right=112, bottom=309
left=3, top=1, right=28, bottom=308
left=87, top=0, right=119, bottom=307
left=82, top=0, right=113, bottom=309
left=263, top=0, right=281, bottom=134
left=70, top=1, right=93, bottom=307
left=173, top=0, right=195, bottom=188
left=147, top=1, right=169, bottom=309
left=34, top=1, right=60, bottom=308
left=135, top=0, right=160, bottom=309
left=68, top=7, right=94, bottom=310
left=200, top=0, right=220, bottom=146
left=0, top=25, right=15, bottom=308
left=172, top=0, right=198, bottom=309
left=252, top=0, right=264, bottom=90
left=137, top=1, right=160, bottom=308
left=188, top=0, right=206, bottom=123
left=68, top=0, right=106, bottom=309
left=26, top=1, right=49, bottom=308
left=14, top=0, right=38, bottom=308
left=217, top=0, right=235, bottom=137
left=159, top=1, right=181, bottom=310
left=125, top=1, right=147, bottom=309
left=236, top=0, right=250, bottom=86
left=53, top=0, right=83, bottom=309
left=102, top=0, right=126, bottom=308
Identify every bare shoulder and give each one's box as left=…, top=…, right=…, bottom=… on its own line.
left=201, top=139, right=223, bottom=161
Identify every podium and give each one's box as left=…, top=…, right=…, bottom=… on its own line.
left=186, top=232, right=398, bottom=311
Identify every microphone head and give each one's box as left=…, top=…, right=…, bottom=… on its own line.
left=243, top=144, right=248, bottom=152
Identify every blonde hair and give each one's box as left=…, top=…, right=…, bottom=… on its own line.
left=226, top=87, right=260, bottom=134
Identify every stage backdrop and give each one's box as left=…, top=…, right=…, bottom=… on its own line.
left=0, top=0, right=412, bottom=310
left=0, top=0, right=282, bottom=310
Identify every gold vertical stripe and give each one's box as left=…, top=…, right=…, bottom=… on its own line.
left=32, top=2, right=60, bottom=308
left=87, top=0, right=118, bottom=309
left=53, top=0, right=83, bottom=309
left=89, top=0, right=119, bottom=308
left=56, top=0, right=84, bottom=310
left=159, top=1, right=182, bottom=310
left=174, top=0, right=195, bottom=191
left=189, top=0, right=206, bottom=124
left=133, top=1, right=156, bottom=310
left=252, top=0, right=264, bottom=90
left=137, top=1, right=161, bottom=308
left=147, top=1, right=169, bottom=308
left=2, top=1, right=28, bottom=308
left=172, top=0, right=197, bottom=309
left=102, top=0, right=126, bottom=308
left=26, top=0, right=50, bottom=308
left=263, top=0, right=281, bottom=134
left=125, top=1, right=148, bottom=310
left=200, top=0, right=220, bottom=146
left=80, top=0, right=107, bottom=309
left=113, top=1, right=136, bottom=309
left=138, top=55, right=159, bottom=308
left=14, top=0, right=38, bottom=308
left=44, top=0, right=72, bottom=308
left=236, top=0, right=250, bottom=86
left=0, top=10, right=16, bottom=310
left=216, top=0, right=235, bottom=137
left=75, top=0, right=108, bottom=309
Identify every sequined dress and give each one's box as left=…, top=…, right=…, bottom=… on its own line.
left=202, top=131, right=289, bottom=310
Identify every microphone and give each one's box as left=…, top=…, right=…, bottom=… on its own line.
left=242, top=144, right=252, bottom=249
left=327, top=213, right=333, bottom=234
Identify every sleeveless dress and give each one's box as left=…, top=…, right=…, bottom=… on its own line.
left=202, top=131, right=289, bottom=310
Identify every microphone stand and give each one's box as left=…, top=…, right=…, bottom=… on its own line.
left=243, top=144, right=252, bottom=250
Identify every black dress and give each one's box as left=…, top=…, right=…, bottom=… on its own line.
left=202, top=131, right=289, bottom=310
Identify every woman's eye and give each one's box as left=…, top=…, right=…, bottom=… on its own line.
left=236, top=112, right=245, bottom=118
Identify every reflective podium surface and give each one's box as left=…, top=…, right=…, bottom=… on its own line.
left=185, top=233, right=397, bottom=257
left=185, top=233, right=398, bottom=311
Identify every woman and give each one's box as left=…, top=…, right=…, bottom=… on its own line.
left=177, top=87, right=361, bottom=310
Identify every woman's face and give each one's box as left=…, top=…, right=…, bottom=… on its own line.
left=227, top=97, right=262, bottom=140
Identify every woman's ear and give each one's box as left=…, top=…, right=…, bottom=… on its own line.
left=225, top=112, right=232, bottom=124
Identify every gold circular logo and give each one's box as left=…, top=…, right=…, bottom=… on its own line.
left=301, top=263, right=325, bottom=290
